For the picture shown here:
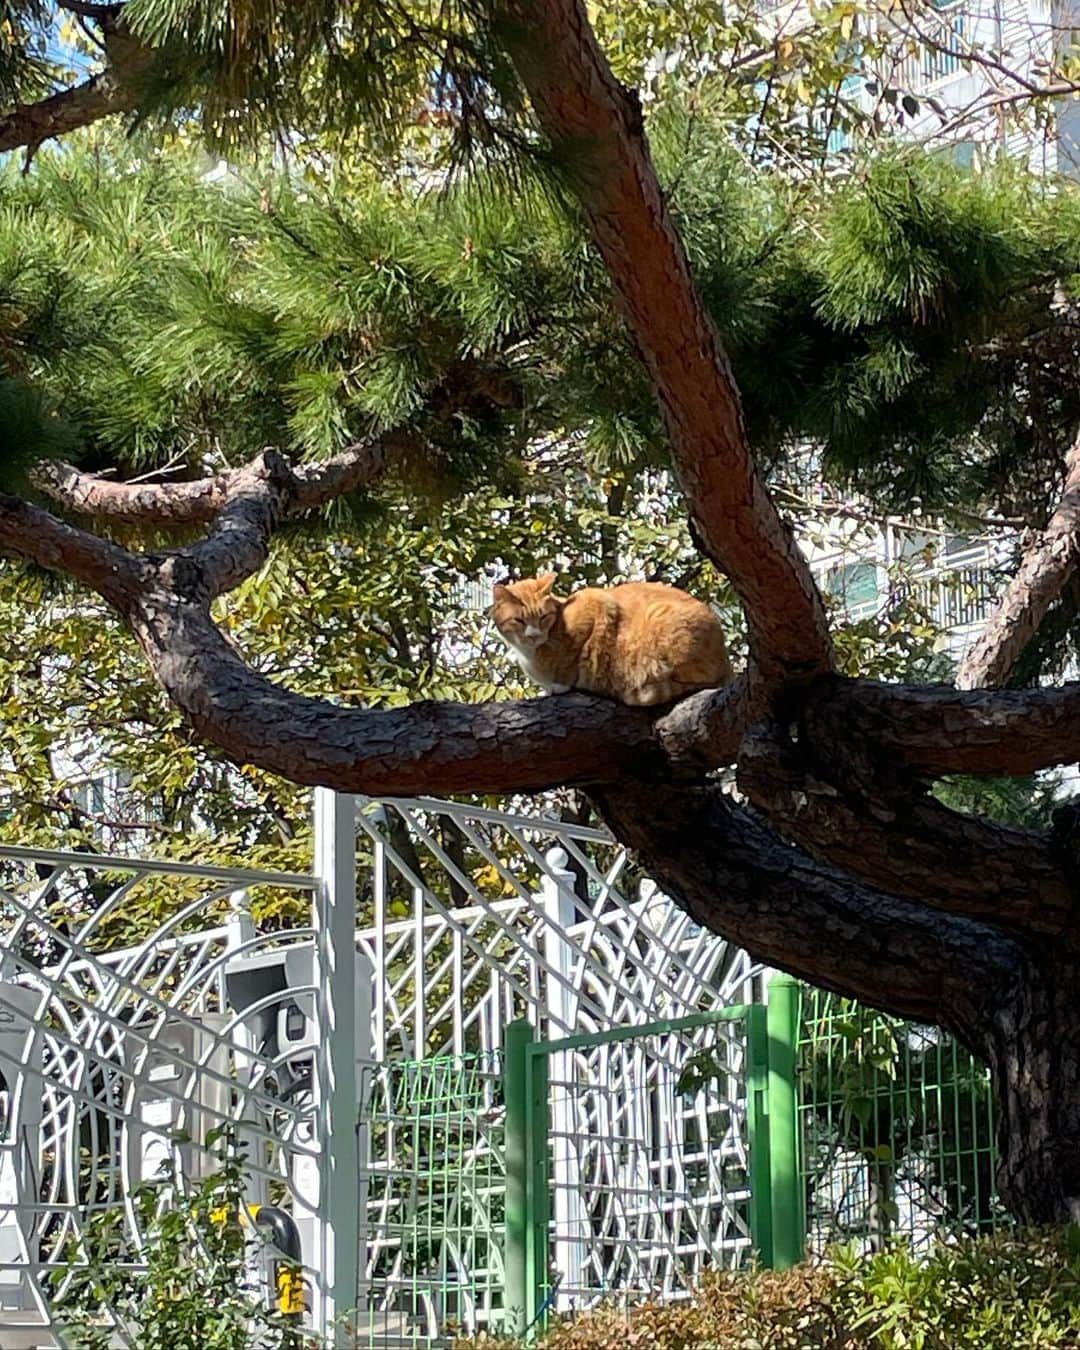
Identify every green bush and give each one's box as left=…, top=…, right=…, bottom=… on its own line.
left=462, top=1230, right=1080, bottom=1350
left=834, top=1230, right=1080, bottom=1348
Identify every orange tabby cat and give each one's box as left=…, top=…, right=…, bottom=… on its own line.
left=491, top=574, right=732, bottom=706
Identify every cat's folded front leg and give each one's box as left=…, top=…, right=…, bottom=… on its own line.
left=546, top=682, right=573, bottom=694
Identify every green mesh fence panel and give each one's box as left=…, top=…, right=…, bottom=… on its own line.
left=797, top=989, right=1006, bottom=1254
left=355, top=1052, right=506, bottom=1346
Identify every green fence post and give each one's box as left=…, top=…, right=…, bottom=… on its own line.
left=746, top=1004, right=774, bottom=1268
left=504, top=1019, right=533, bottom=1335
left=767, top=975, right=805, bottom=1269
left=525, top=1043, right=550, bottom=1334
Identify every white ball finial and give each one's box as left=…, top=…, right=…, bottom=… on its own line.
left=545, top=846, right=570, bottom=872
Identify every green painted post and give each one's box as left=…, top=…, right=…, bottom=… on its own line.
left=766, top=976, right=805, bottom=1269
left=745, top=1004, right=774, bottom=1268
left=525, top=1044, right=550, bottom=1334
left=504, top=1019, right=533, bottom=1334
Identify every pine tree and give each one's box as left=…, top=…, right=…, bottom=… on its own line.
left=3, top=2, right=1080, bottom=1223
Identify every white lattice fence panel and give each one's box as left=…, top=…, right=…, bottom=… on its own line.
left=355, top=796, right=763, bottom=1060
left=544, top=1018, right=755, bottom=1308
left=0, top=846, right=320, bottom=1346
left=353, top=797, right=763, bottom=1320
left=0, top=795, right=764, bottom=1344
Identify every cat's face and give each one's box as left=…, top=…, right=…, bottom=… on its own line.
left=491, top=575, right=560, bottom=653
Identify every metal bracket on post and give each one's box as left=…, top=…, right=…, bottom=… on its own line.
left=745, top=1003, right=774, bottom=1270
left=525, top=1039, right=550, bottom=1333
left=312, top=788, right=362, bottom=1344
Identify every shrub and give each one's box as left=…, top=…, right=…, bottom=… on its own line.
left=836, top=1228, right=1080, bottom=1348
left=462, top=1229, right=1080, bottom=1350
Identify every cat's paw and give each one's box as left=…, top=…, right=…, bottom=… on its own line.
left=547, top=682, right=572, bottom=694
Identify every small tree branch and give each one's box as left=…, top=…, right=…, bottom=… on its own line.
left=185, top=451, right=292, bottom=596
left=0, top=13, right=152, bottom=155
left=34, top=349, right=502, bottom=527
left=34, top=436, right=395, bottom=526
left=56, top=0, right=124, bottom=17
left=593, top=777, right=1025, bottom=1041
left=958, top=432, right=1080, bottom=689
left=0, top=72, right=134, bottom=155
left=500, top=0, right=834, bottom=692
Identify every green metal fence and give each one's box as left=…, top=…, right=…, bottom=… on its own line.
left=796, top=984, right=1005, bottom=1253
left=503, top=998, right=802, bottom=1335
left=351, top=979, right=1003, bottom=1347
left=353, top=1000, right=805, bottom=1344
left=356, top=1052, right=508, bottom=1344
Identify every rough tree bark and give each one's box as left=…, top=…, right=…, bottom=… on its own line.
left=0, top=10, right=154, bottom=156
left=984, top=951, right=1080, bottom=1222
left=3, top=0, right=1080, bottom=1226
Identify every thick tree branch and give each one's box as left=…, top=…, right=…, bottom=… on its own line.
left=126, top=587, right=669, bottom=795
left=185, top=452, right=292, bottom=596
left=0, top=14, right=152, bottom=155
left=500, top=0, right=833, bottom=692
left=958, top=432, right=1080, bottom=689
left=593, top=777, right=1025, bottom=1042
left=805, top=677, right=1080, bottom=777
left=737, top=720, right=1073, bottom=937
left=0, top=482, right=681, bottom=794
left=0, top=492, right=140, bottom=606
left=652, top=675, right=753, bottom=766
left=6, top=479, right=1079, bottom=791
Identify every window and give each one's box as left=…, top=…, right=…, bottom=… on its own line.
left=898, top=529, right=936, bottom=561
left=825, top=561, right=879, bottom=615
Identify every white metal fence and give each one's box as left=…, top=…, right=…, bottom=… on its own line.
left=0, top=791, right=760, bottom=1346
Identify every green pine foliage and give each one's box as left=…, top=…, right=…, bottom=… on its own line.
left=121, top=0, right=525, bottom=165
left=932, top=772, right=1062, bottom=830
left=5, top=133, right=1080, bottom=527
left=0, top=375, right=80, bottom=491
left=4, top=125, right=1080, bottom=877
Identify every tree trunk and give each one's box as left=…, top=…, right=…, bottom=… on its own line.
left=983, top=955, right=1080, bottom=1224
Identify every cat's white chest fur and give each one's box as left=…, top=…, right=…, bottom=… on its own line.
left=498, top=633, right=571, bottom=694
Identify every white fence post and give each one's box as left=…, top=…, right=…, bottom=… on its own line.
left=540, top=848, right=586, bottom=1309
left=0, top=983, right=43, bottom=1319
left=312, top=788, right=362, bottom=1344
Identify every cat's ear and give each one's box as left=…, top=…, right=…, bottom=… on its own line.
left=492, top=583, right=510, bottom=602
left=536, top=573, right=556, bottom=595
